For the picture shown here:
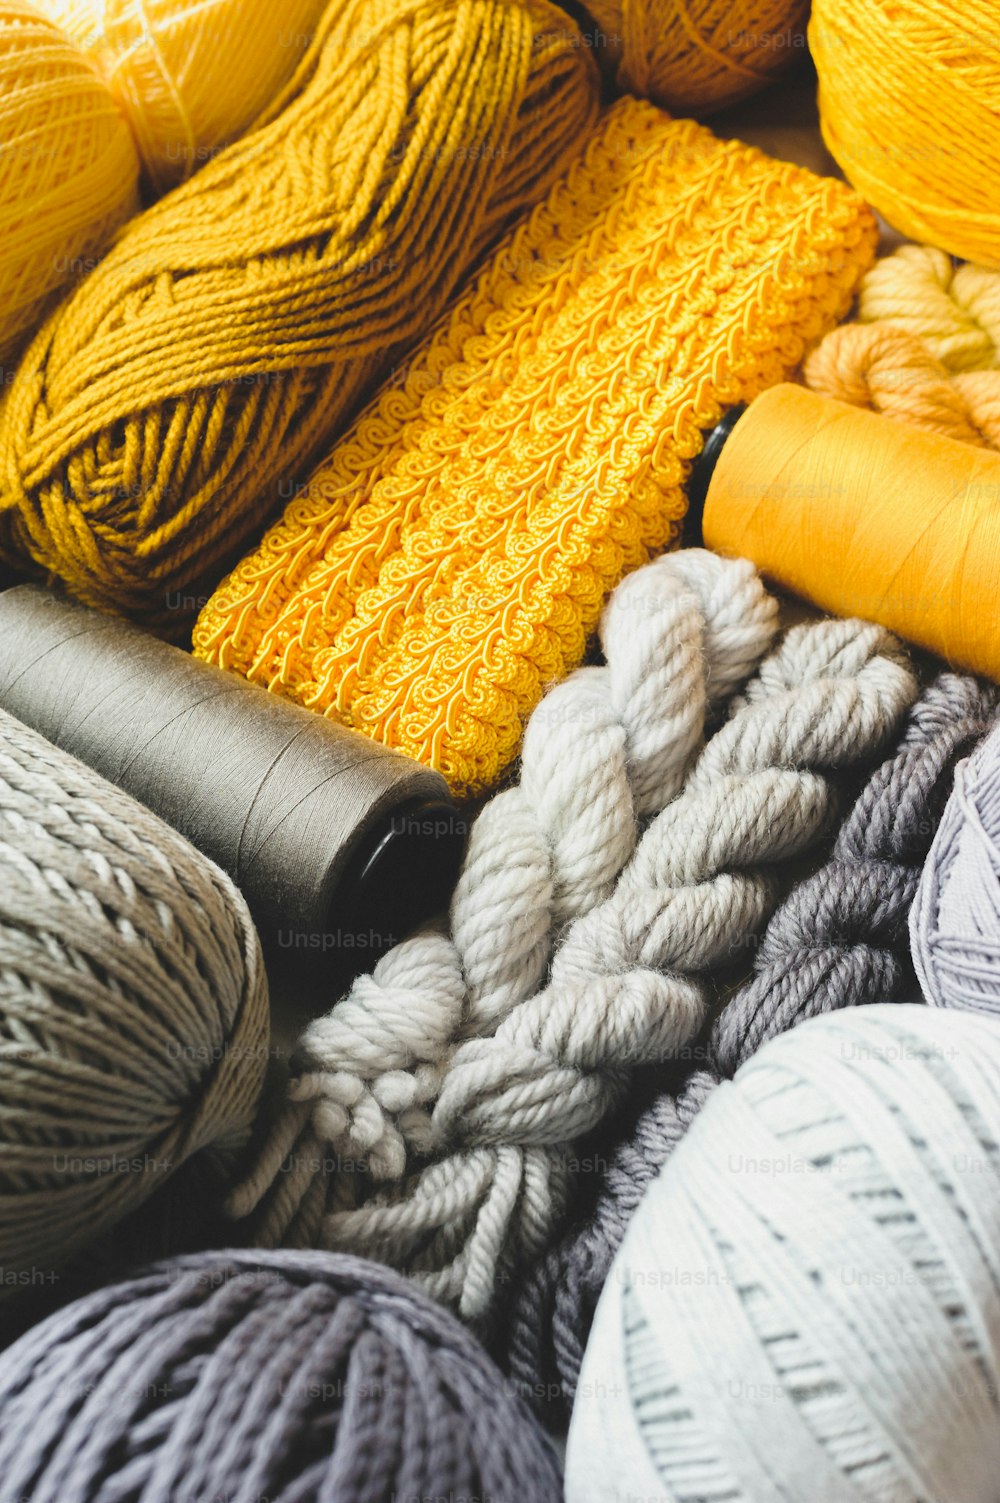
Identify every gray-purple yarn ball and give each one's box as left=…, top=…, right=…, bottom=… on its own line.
left=0, top=1249, right=563, bottom=1503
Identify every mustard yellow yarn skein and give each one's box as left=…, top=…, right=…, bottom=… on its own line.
left=0, top=0, right=600, bottom=630
left=0, top=1, right=138, bottom=369
left=35, top=0, right=330, bottom=192
left=812, top=0, right=1000, bottom=266
left=585, top=0, right=808, bottom=113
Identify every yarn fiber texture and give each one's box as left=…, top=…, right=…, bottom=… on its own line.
left=195, top=94, right=877, bottom=797
left=913, top=717, right=1000, bottom=1018
left=811, top=0, right=1000, bottom=265
left=232, top=605, right=917, bottom=1323
left=37, top=0, right=329, bottom=191
left=0, top=1, right=139, bottom=367
left=583, top=0, right=808, bottom=113
left=567, top=1005, right=1000, bottom=1503
left=501, top=669, right=998, bottom=1417
left=0, top=0, right=599, bottom=630
left=858, top=244, right=1000, bottom=372
left=228, top=548, right=781, bottom=1247
left=804, top=321, right=1000, bottom=450
left=0, top=1249, right=563, bottom=1503
left=0, top=706, right=269, bottom=1283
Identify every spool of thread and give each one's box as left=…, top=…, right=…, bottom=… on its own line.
left=0, top=707, right=269, bottom=1285
left=0, top=1250, right=564, bottom=1503
left=0, top=586, right=463, bottom=961
left=0, top=1, right=139, bottom=367
left=811, top=0, right=1000, bottom=266
left=690, top=381, right=1000, bottom=682
left=0, top=0, right=600, bottom=629
left=567, top=1005, right=1000, bottom=1503
left=583, top=0, right=809, bottom=113
left=912, top=718, right=1000, bottom=1019
left=35, top=0, right=328, bottom=191
left=195, top=94, right=877, bottom=797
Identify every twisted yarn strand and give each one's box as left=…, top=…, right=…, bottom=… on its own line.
left=859, top=244, right=1000, bottom=372
left=229, top=550, right=779, bottom=1239
left=274, top=616, right=916, bottom=1320
left=804, top=321, right=1000, bottom=449
left=500, top=669, right=997, bottom=1415
left=0, top=0, right=599, bottom=627
left=196, top=94, right=877, bottom=795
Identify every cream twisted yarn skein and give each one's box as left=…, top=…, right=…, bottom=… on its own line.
left=859, top=244, right=1000, bottom=371
left=502, top=669, right=997, bottom=1417
left=230, top=550, right=780, bottom=1242
left=248, top=614, right=916, bottom=1319
left=567, top=1006, right=1000, bottom=1503
left=0, top=707, right=269, bottom=1283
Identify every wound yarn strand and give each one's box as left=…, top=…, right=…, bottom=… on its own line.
left=500, top=669, right=997, bottom=1416
left=228, top=550, right=779, bottom=1241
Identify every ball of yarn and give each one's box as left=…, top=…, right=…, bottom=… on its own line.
left=36, top=0, right=329, bottom=192
left=912, top=717, right=1000, bottom=1017
left=0, top=1249, right=564, bottom=1503
left=811, top=0, right=1000, bottom=266
left=0, top=0, right=599, bottom=629
left=585, top=0, right=808, bottom=113
left=0, top=706, right=269, bottom=1282
left=0, top=1, right=139, bottom=367
left=859, top=245, right=1000, bottom=372
left=567, top=1005, right=1000, bottom=1503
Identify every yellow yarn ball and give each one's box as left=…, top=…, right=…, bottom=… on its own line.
left=585, top=0, right=809, bottom=113
left=35, top=0, right=329, bottom=192
left=812, top=0, right=1000, bottom=267
left=0, top=1, right=138, bottom=368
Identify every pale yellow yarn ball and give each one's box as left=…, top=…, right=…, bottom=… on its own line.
left=35, top=0, right=329, bottom=191
left=585, top=0, right=809, bottom=114
left=812, top=0, right=1000, bottom=267
left=0, top=1, right=139, bottom=368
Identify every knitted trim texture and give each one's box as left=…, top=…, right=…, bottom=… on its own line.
left=194, top=95, right=878, bottom=796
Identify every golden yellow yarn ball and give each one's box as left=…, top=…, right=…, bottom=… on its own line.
left=812, top=0, right=1000, bottom=267
left=34, top=0, right=329, bottom=192
left=0, top=1, right=138, bottom=368
left=585, top=0, right=809, bottom=114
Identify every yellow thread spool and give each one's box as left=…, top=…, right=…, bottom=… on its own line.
left=702, top=383, right=1000, bottom=680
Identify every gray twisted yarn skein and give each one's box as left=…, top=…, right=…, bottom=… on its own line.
left=502, top=668, right=996, bottom=1415
left=0, top=707, right=269, bottom=1284
left=304, top=617, right=917, bottom=1320
left=229, top=550, right=779, bottom=1245
left=0, top=1250, right=563, bottom=1503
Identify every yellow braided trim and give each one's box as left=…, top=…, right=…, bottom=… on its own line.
left=195, top=96, right=877, bottom=797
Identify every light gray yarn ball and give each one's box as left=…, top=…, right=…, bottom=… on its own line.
left=0, top=707, right=269, bottom=1286
left=568, top=1005, right=1000, bottom=1503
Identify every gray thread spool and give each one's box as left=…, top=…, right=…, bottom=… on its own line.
left=0, top=586, right=464, bottom=965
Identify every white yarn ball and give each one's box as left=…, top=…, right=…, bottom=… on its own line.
left=566, top=1005, right=1000, bottom=1503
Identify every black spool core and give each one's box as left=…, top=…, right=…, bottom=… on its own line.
left=336, top=796, right=467, bottom=953
left=685, top=404, right=746, bottom=545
